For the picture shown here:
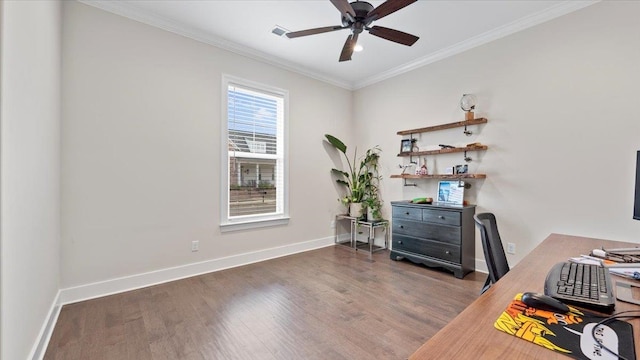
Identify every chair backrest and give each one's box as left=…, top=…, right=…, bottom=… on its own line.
left=474, top=213, right=510, bottom=284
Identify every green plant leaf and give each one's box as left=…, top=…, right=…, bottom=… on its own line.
left=325, top=134, right=347, bottom=154
left=331, top=168, right=349, bottom=178
left=324, top=136, right=383, bottom=211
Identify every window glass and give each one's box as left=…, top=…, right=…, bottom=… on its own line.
left=222, top=77, right=288, bottom=230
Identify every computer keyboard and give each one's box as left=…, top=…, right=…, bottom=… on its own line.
left=544, top=261, right=615, bottom=313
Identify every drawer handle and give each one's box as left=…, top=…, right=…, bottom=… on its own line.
left=400, top=225, right=404, bottom=229
left=398, top=241, right=403, bottom=244
left=438, top=215, right=445, bottom=219
left=445, top=250, right=451, bottom=255
left=405, top=212, right=410, bottom=215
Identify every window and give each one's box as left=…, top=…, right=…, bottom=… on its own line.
left=221, top=75, right=288, bottom=230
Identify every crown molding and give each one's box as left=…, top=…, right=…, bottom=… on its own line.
left=78, top=0, right=598, bottom=92
left=353, top=0, right=599, bottom=89
left=77, top=0, right=354, bottom=90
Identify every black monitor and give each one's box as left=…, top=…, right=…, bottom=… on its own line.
left=635, top=151, right=640, bottom=220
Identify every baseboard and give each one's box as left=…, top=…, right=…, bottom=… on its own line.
left=58, top=236, right=335, bottom=305
left=29, top=290, right=62, bottom=360
left=475, top=258, right=488, bottom=274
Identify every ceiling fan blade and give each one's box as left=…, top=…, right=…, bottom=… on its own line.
left=330, top=0, right=356, bottom=22
left=286, top=25, right=347, bottom=39
left=339, top=33, right=358, bottom=62
left=365, top=0, right=417, bottom=22
left=368, top=26, right=419, bottom=46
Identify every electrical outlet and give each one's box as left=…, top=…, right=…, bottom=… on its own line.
left=507, top=242, right=516, bottom=255
left=191, top=240, right=199, bottom=252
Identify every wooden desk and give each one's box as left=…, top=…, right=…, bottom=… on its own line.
left=409, top=233, right=640, bottom=359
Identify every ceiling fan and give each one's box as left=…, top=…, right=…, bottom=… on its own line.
left=286, top=0, right=419, bottom=62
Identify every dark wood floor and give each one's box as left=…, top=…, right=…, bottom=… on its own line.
left=44, top=246, right=485, bottom=360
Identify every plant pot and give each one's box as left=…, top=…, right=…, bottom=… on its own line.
left=349, top=202, right=363, bottom=218
left=367, top=207, right=381, bottom=221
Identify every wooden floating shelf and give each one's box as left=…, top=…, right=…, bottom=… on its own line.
left=397, top=118, right=488, bottom=136
left=397, top=145, right=488, bottom=157
left=390, top=174, right=487, bottom=180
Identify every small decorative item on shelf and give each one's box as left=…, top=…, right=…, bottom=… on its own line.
left=455, top=164, right=468, bottom=174
left=420, top=158, right=428, bottom=175
left=460, top=93, right=478, bottom=121
left=399, top=163, right=415, bottom=175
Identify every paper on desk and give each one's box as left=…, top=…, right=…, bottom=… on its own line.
left=569, top=256, right=602, bottom=266
left=569, top=255, right=637, bottom=267
left=608, top=268, right=640, bottom=280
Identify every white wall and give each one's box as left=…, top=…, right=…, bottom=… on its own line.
left=0, top=1, right=62, bottom=359
left=354, top=1, right=640, bottom=267
left=61, top=2, right=352, bottom=288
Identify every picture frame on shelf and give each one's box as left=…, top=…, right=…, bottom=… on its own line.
left=400, top=139, right=413, bottom=153
left=455, top=164, right=468, bottom=174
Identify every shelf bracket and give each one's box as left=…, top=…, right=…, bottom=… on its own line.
left=464, top=151, right=472, bottom=162
left=458, top=180, right=472, bottom=189
left=403, top=178, right=417, bottom=187
left=409, top=134, right=418, bottom=164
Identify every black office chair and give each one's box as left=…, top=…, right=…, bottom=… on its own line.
left=474, top=213, right=510, bottom=294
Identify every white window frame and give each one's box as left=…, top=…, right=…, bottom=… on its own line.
left=220, top=75, right=289, bottom=232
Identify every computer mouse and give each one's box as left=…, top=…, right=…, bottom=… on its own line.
left=521, top=292, right=570, bottom=313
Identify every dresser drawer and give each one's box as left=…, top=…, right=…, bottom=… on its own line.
left=422, top=209, right=461, bottom=226
left=392, top=206, right=422, bottom=221
left=393, top=219, right=461, bottom=245
left=392, top=235, right=460, bottom=263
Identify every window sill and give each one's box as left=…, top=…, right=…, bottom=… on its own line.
left=220, top=216, right=290, bottom=233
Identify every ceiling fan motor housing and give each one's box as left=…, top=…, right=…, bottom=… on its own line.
left=341, top=1, right=374, bottom=27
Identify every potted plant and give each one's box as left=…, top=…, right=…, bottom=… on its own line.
left=324, top=134, right=382, bottom=219
left=363, top=193, right=383, bottom=221
left=362, top=148, right=383, bottom=221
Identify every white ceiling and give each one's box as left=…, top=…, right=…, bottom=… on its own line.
left=81, top=0, right=596, bottom=89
